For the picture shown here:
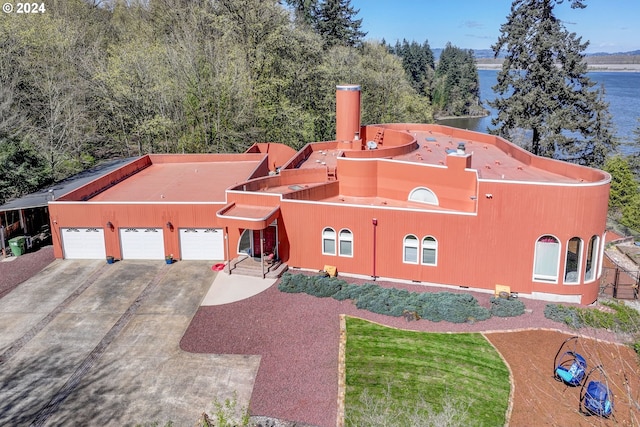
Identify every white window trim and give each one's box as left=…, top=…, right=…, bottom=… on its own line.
left=597, top=231, right=606, bottom=280
left=532, top=234, right=561, bottom=284
left=563, top=237, right=583, bottom=285
left=403, top=234, right=419, bottom=264
left=338, top=229, right=353, bottom=257
left=421, top=235, right=438, bottom=266
left=584, top=235, right=600, bottom=284
left=408, top=187, right=439, bottom=206
left=322, top=227, right=336, bottom=256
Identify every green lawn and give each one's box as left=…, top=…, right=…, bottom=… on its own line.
left=344, top=317, right=510, bottom=426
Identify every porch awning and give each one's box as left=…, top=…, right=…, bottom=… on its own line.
left=216, top=203, right=280, bottom=230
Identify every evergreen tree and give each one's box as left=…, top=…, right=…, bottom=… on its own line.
left=283, top=0, right=318, bottom=27
left=432, top=43, right=481, bottom=117
left=604, top=155, right=640, bottom=232
left=390, top=39, right=435, bottom=97
left=314, top=0, right=366, bottom=48
left=490, top=0, right=617, bottom=167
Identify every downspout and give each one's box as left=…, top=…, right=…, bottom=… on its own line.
left=372, top=218, right=377, bottom=281
left=260, top=229, right=265, bottom=279
left=225, top=226, right=231, bottom=275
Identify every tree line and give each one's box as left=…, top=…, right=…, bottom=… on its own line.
left=0, top=0, right=486, bottom=205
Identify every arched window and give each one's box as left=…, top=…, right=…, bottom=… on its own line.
left=322, top=227, right=336, bottom=255
left=584, top=235, right=599, bottom=282
left=421, top=236, right=437, bottom=265
left=338, top=229, right=353, bottom=257
left=533, top=235, right=560, bottom=282
left=403, top=235, right=419, bottom=264
left=238, top=229, right=251, bottom=255
left=564, top=237, right=583, bottom=284
left=408, top=187, right=439, bottom=205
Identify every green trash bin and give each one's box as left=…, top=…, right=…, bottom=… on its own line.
left=9, top=236, right=27, bottom=256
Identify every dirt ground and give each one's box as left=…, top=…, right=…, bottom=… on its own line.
left=486, top=330, right=640, bottom=427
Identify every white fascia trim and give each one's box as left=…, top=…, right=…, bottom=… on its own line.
left=216, top=206, right=280, bottom=222
left=49, top=201, right=227, bottom=205
left=282, top=198, right=478, bottom=216
left=479, top=178, right=610, bottom=188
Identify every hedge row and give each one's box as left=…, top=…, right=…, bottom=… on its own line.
left=278, top=273, right=525, bottom=323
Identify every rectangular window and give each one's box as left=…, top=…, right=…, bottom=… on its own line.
left=422, top=248, right=436, bottom=265
left=323, top=239, right=335, bottom=255
left=404, top=246, right=418, bottom=263
left=584, top=236, right=599, bottom=282
left=534, top=240, right=560, bottom=282
left=339, top=240, right=352, bottom=256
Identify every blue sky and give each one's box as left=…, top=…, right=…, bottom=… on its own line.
left=349, top=0, right=640, bottom=53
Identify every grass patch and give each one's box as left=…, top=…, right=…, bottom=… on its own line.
left=344, top=317, right=510, bottom=426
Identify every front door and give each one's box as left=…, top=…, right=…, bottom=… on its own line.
left=252, top=225, right=277, bottom=257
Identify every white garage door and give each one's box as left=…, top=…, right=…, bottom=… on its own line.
left=62, top=228, right=106, bottom=259
left=119, top=228, right=165, bottom=260
left=179, top=228, right=224, bottom=260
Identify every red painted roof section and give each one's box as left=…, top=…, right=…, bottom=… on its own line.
left=400, top=130, right=577, bottom=183
left=218, top=204, right=278, bottom=220
left=293, top=126, right=591, bottom=184
left=90, top=161, right=260, bottom=202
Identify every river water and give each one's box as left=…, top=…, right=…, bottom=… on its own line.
left=438, top=69, right=640, bottom=155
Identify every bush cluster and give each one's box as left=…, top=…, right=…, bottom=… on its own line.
left=278, top=273, right=512, bottom=323
left=543, top=304, right=583, bottom=328
left=545, top=300, right=640, bottom=356
left=490, top=296, right=526, bottom=317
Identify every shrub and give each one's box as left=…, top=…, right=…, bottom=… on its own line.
left=354, top=287, right=406, bottom=317
left=278, top=272, right=303, bottom=294
left=490, top=296, right=525, bottom=317
left=544, top=304, right=583, bottom=328
left=545, top=300, right=640, bottom=334
left=278, top=274, right=501, bottom=323
left=305, top=276, right=346, bottom=298
left=598, top=300, right=640, bottom=334
left=415, top=292, right=490, bottom=324
left=332, top=283, right=379, bottom=301
left=278, top=272, right=345, bottom=297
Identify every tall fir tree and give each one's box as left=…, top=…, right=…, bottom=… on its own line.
left=283, top=0, right=318, bottom=27
left=314, top=0, right=366, bottom=48
left=390, top=39, right=435, bottom=97
left=490, top=0, right=617, bottom=167
left=432, top=43, right=481, bottom=117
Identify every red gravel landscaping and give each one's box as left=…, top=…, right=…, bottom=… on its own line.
left=180, top=274, right=640, bottom=427
left=0, top=245, right=55, bottom=299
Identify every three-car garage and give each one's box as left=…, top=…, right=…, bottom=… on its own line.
left=60, top=226, right=224, bottom=261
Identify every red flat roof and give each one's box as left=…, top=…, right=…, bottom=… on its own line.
left=294, top=127, right=582, bottom=184
left=90, top=161, right=260, bottom=202
left=399, top=130, right=578, bottom=183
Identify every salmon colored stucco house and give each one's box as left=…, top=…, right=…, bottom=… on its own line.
left=48, top=85, right=611, bottom=304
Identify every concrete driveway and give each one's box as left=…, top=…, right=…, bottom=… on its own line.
left=0, top=259, right=259, bottom=426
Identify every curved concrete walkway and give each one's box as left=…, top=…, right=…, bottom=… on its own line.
left=201, top=272, right=276, bottom=306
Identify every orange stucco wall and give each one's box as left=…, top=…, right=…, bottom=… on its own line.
left=48, top=202, right=226, bottom=260
left=277, top=176, right=608, bottom=305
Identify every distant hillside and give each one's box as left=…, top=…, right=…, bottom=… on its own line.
left=473, top=51, right=640, bottom=71
left=434, top=48, right=640, bottom=64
